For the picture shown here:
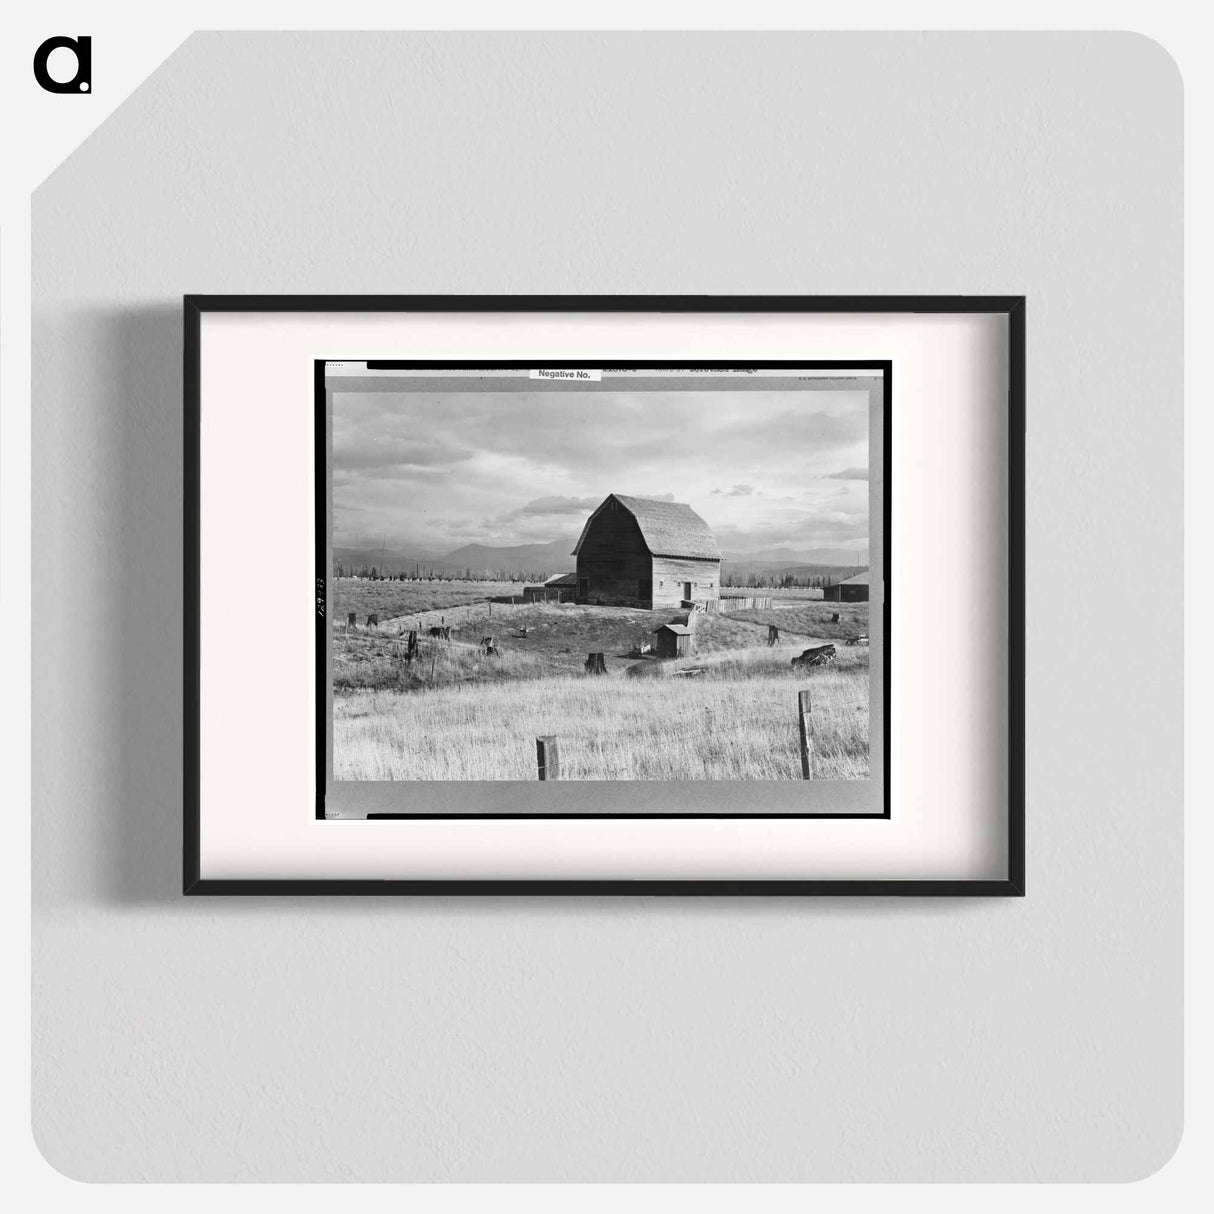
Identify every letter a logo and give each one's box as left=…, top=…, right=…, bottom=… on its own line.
left=34, top=35, right=92, bottom=94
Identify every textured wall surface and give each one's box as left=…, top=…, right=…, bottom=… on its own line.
left=32, top=33, right=1182, bottom=1181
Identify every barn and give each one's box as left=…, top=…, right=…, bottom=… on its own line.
left=522, top=571, right=577, bottom=603
left=572, top=493, right=722, bottom=611
left=823, top=572, right=870, bottom=602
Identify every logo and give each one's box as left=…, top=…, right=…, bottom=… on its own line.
left=33, top=35, right=91, bottom=94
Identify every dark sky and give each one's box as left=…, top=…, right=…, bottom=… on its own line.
left=333, top=388, right=870, bottom=555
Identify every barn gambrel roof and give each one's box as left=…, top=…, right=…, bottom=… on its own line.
left=572, top=494, right=722, bottom=562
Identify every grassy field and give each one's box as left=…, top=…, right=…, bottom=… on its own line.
left=723, top=585, right=826, bottom=601
left=331, top=579, right=870, bottom=781
left=729, top=599, right=869, bottom=641
left=334, top=648, right=869, bottom=781
left=333, top=600, right=793, bottom=690
left=333, top=577, right=523, bottom=624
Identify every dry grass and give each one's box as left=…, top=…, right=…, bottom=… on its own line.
left=331, top=582, right=872, bottom=782
left=729, top=600, right=869, bottom=641
left=723, top=585, right=826, bottom=601
left=333, top=601, right=812, bottom=690
left=768, top=586, right=829, bottom=601
left=335, top=635, right=551, bottom=692
left=333, top=645, right=869, bottom=781
left=333, top=577, right=522, bottom=623
left=629, top=644, right=867, bottom=681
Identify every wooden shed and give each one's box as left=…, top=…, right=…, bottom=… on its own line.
left=572, top=493, right=722, bottom=610
left=823, top=572, right=870, bottom=602
left=522, top=571, right=577, bottom=603
left=653, top=623, right=693, bottom=659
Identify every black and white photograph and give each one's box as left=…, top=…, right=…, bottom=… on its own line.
left=320, top=364, right=887, bottom=805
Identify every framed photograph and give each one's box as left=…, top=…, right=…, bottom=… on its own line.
left=185, top=296, right=1024, bottom=894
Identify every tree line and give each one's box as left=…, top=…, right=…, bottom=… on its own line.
left=336, top=563, right=868, bottom=589
left=722, top=568, right=867, bottom=589
left=335, top=563, right=550, bottom=583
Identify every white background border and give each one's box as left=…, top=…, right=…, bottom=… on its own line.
left=2, top=1, right=1202, bottom=1206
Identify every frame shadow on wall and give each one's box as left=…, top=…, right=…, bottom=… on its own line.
left=45, top=305, right=187, bottom=905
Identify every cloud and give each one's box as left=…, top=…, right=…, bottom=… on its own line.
left=333, top=436, right=473, bottom=472
left=513, top=495, right=601, bottom=516
left=714, top=515, right=870, bottom=549
left=331, top=386, right=872, bottom=551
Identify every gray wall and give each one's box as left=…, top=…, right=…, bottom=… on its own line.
left=32, top=33, right=1182, bottom=1181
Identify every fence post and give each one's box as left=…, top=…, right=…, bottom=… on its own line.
left=536, top=736, right=560, bottom=781
left=798, top=690, right=815, bottom=779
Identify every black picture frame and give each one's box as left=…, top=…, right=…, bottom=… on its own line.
left=184, top=295, right=1025, bottom=896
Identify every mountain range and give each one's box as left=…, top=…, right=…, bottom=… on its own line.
left=335, top=537, right=868, bottom=578
left=719, top=546, right=870, bottom=566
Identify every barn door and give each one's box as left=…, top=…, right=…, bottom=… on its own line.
left=683, top=581, right=693, bottom=600
left=576, top=576, right=589, bottom=602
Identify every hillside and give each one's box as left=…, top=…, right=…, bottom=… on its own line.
left=720, top=547, right=870, bottom=566
left=335, top=535, right=870, bottom=583
left=334, top=539, right=574, bottom=578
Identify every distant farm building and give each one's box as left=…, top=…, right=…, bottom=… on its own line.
left=653, top=623, right=693, bottom=659
left=823, top=572, right=870, bottom=603
left=522, top=572, right=577, bottom=603
left=572, top=494, right=722, bottom=611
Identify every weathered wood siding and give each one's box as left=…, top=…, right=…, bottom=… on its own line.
left=522, top=585, right=576, bottom=603
left=718, top=595, right=772, bottom=612
left=651, top=556, right=721, bottom=610
left=654, top=627, right=691, bottom=658
left=575, top=500, right=653, bottom=606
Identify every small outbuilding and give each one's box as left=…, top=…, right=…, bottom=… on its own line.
left=522, top=571, right=578, bottom=603
left=823, top=572, right=870, bottom=603
left=653, top=623, right=693, bottom=659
